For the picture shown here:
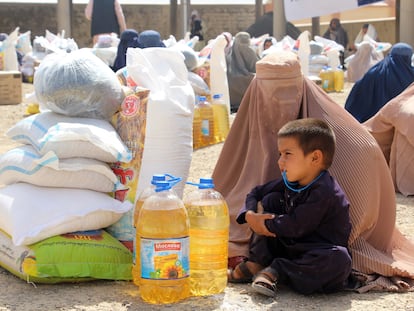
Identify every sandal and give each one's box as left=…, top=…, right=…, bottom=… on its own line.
left=227, top=260, right=259, bottom=284
left=251, top=268, right=278, bottom=297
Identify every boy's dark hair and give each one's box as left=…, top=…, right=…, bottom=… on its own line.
left=278, top=118, right=336, bottom=168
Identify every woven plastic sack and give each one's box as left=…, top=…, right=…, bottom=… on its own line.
left=0, top=229, right=132, bottom=283
left=126, top=47, right=194, bottom=198
left=0, top=183, right=133, bottom=246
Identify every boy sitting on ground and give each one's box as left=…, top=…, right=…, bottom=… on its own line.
left=228, top=118, right=352, bottom=297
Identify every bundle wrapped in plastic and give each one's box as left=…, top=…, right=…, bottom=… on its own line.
left=16, top=30, right=32, bottom=55
left=45, top=29, right=79, bottom=53
left=34, top=49, right=124, bottom=120
left=0, top=27, right=19, bottom=71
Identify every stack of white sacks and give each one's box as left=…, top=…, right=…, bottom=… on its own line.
left=308, top=41, right=329, bottom=77
left=0, top=33, right=228, bottom=283
left=0, top=49, right=135, bottom=283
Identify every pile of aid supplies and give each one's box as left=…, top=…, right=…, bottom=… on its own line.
left=134, top=174, right=229, bottom=304
left=0, top=30, right=231, bottom=304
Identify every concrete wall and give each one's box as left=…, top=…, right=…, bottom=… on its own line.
left=0, top=3, right=396, bottom=49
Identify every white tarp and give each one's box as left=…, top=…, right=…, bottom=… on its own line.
left=284, top=0, right=384, bottom=21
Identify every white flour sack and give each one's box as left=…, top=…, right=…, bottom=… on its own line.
left=34, top=49, right=124, bottom=120
left=126, top=47, right=194, bottom=198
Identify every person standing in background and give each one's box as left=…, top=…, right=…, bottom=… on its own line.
left=190, top=10, right=204, bottom=41
left=323, top=18, right=349, bottom=67
left=85, top=0, right=127, bottom=46
left=323, top=18, right=349, bottom=50
left=190, top=10, right=205, bottom=51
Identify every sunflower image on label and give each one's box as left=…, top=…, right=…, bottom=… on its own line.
left=140, top=237, right=189, bottom=279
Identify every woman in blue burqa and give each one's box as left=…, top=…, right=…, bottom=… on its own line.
left=345, top=42, right=414, bottom=123
left=137, top=30, right=166, bottom=49
left=112, top=29, right=139, bottom=72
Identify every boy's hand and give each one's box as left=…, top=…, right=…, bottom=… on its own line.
left=245, top=211, right=276, bottom=237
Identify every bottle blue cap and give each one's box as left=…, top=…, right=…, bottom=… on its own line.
left=154, top=180, right=172, bottom=192
left=151, top=174, right=166, bottom=185
left=152, top=174, right=182, bottom=191
left=186, top=178, right=215, bottom=189
left=200, top=177, right=213, bottom=184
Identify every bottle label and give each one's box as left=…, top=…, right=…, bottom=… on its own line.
left=140, top=237, right=190, bottom=280
left=201, top=120, right=210, bottom=136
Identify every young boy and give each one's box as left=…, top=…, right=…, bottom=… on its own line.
left=227, top=118, right=352, bottom=297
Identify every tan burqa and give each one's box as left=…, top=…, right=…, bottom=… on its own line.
left=346, top=41, right=382, bottom=83
left=364, top=82, right=414, bottom=196
left=212, top=51, right=414, bottom=292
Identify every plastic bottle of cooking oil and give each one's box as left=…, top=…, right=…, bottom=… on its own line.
left=184, top=177, right=229, bottom=296
left=334, top=65, right=344, bottom=92
left=193, top=96, right=214, bottom=149
left=211, top=93, right=230, bottom=144
left=132, top=174, right=168, bottom=286
left=136, top=178, right=190, bottom=304
left=319, top=66, right=334, bottom=93
left=192, top=97, right=202, bottom=150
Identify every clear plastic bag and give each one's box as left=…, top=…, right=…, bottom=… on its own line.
left=34, top=49, right=124, bottom=120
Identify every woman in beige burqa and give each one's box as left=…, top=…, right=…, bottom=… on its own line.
left=364, top=82, right=414, bottom=197
left=213, top=50, right=414, bottom=292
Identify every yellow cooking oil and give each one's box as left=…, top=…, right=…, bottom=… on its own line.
left=136, top=181, right=190, bottom=304
left=199, top=97, right=214, bottom=147
left=211, top=94, right=230, bottom=144
left=185, top=178, right=229, bottom=296
left=132, top=174, right=167, bottom=286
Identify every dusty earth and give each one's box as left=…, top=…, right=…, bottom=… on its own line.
left=0, top=83, right=413, bottom=311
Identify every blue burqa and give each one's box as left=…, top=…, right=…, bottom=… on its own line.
left=345, top=43, right=414, bottom=123
left=112, top=29, right=139, bottom=72
left=137, top=30, right=166, bottom=49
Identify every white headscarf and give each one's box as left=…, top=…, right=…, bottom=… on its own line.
left=354, top=24, right=378, bottom=45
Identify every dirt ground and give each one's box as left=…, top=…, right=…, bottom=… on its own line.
left=0, top=83, right=413, bottom=311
